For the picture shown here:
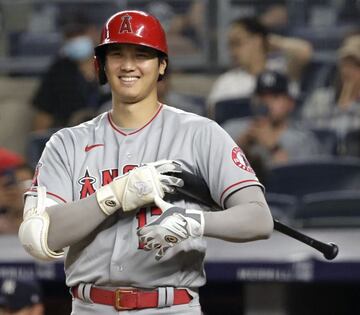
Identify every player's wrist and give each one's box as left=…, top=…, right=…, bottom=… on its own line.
left=96, top=184, right=122, bottom=215
left=179, top=209, right=204, bottom=238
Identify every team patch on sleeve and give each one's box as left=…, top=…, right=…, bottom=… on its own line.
left=231, top=147, right=254, bottom=173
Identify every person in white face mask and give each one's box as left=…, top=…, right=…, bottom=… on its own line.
left=61, top=35, right=94, bottom=62
left=31, top=21, right=111, bottom=131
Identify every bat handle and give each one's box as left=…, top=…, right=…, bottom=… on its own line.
left=324, top=242, right=339, bottom=260
left=274, top=220, right=339, bottom=260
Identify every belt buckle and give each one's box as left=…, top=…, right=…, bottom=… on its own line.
left=114, top=289, right=135, bottom=311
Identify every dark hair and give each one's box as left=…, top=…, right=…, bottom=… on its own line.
left=157, top=51, right=168, bottom=81
left=232, top=17, right=268, bottom=37
left=231, top=17, right=269, bottom=50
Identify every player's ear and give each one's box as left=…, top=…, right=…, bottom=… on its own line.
left=159, top=58, right=167, bottom=76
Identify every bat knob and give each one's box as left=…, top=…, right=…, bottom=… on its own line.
left=324, top=242, right=339, bottom=260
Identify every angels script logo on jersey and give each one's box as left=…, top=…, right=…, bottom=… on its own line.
left=78, top=166, right=146, bottom=199
left=78, top=168, right=120, bottom=199
left=119, top=14, right=133, bottom=33
left=231, top=147, right=254, bottom=173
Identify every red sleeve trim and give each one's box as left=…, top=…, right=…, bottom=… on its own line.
left=220, top=179, right=261, bottom=205
left=107, top=103, right=163, bottom=136
left=27, top=188, right=67, bottom=203
left=47, top=192, right=67, bottom=203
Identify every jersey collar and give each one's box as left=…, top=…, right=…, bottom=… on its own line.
left=107, top=103, right=163, bottom=136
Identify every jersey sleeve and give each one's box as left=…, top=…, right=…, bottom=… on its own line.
left=28, top=130, right=73, bottom=204
left=194, top=121, right=264, bottom=208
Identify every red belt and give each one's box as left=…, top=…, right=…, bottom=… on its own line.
left=71, top=286, right=192, bottom=311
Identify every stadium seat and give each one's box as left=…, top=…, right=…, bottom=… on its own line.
left=11, top=32, right=62, bottom=57
left=213, top=98, right=253, bottom=125
left=299, top=58, right=337, bottom=95
left=265, top=192, right=298, bottom=223
left=342, top=129, right=360, bottom=157
left=309, top=128, right=339, bottom=155
left=265, top=157, right=360, bottom=198
left=295, top=190, right=360, bottom=228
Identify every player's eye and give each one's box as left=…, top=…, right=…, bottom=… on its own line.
left=135, top=48, right=157, bottom=59
left=107, top=51, right=122, bottom=57
left=136, top=52, right=152, bottom=59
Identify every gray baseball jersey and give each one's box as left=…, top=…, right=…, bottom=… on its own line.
left=29, top=104, right=262, bottom=289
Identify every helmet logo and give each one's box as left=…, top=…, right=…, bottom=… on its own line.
left=119, top=14, right=133, bottom=33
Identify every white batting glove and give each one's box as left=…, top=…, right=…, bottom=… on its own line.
left=137, top=196, right=204, bottom=260
left=96, top=160, right=183, bottom=215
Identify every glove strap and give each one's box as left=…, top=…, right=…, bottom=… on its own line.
left=96, top=185, right=121, bottom=215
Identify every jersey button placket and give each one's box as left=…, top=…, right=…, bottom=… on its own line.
left=124, top=137, right=133, bottom=160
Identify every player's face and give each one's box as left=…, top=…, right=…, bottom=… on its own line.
left=105, top=44, right=167, bottom=104
left=228, top=25, right=262, bottom=67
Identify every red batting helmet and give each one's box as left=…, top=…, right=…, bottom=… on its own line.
left=94, top=10, right=168, bottom=85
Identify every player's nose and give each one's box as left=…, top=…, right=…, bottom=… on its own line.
left=120, top=55, right=136, bottom=72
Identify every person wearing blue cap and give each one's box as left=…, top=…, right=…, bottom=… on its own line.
left=222, top=70, right=321, bottom=179
left=0, top=279, right=44, bottom=315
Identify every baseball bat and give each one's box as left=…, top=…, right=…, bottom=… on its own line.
left=170, top=169, right=339, bottom=260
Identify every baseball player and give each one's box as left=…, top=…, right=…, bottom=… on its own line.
left=18, top=10, right=273, bottom=315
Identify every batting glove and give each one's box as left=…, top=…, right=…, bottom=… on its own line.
left=137, top=196, right=204, bottom=260
left=96, top=160, right=183, bottom=215
left=142, top=160, right=183, bottom=194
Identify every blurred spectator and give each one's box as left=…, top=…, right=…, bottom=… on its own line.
left=0, top=148, right=24, bottom=174
left=260, top=4, right=289, bottom=34
left=301, top=35, right=360, bottom=138
left=0, top=278, right=44, bottom=315
left=223, top=71, right=320, bottom=181
left=0, top=148, right=33, bottom=234
left=147, top=0, right=205, bottom=56
left=31, top=17, right=110, bottom=131
left=207, top=16, right=313, bottom=110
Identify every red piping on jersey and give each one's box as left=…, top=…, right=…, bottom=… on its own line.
left=107, top=103, right=163, bottom=136
left=47, top=192, right=67, bottom=203
left=27, top=188, right=67, bottom=203
left=220, top=180, right=260, bottom=206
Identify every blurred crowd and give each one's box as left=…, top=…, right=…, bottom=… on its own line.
left=0, top=1, right=359, bottom=313
left=0, top=278, right=44, bottom=315
left=0, top=0, right=359, bottom=236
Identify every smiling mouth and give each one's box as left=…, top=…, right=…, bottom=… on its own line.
left=119, top=76, right=140, bottom=84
